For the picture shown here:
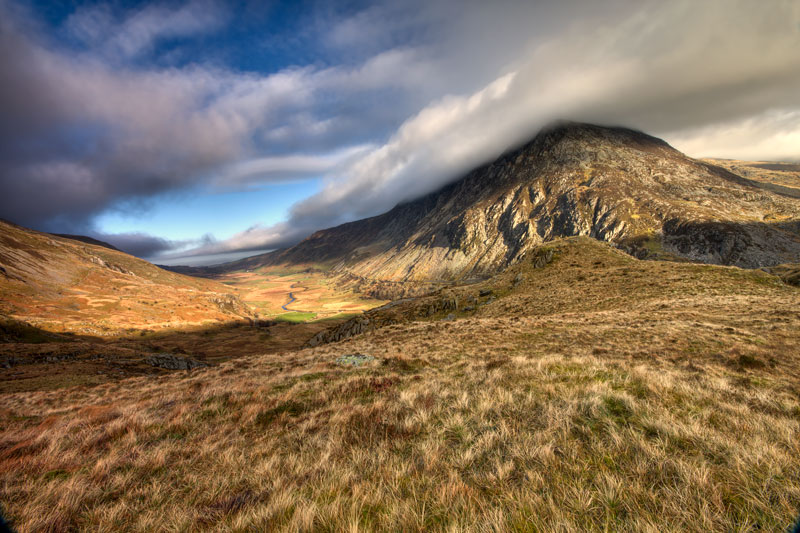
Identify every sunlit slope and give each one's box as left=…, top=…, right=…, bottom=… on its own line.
left=0, top=220, right=253, bottom=334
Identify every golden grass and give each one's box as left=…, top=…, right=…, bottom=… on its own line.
left=2, top=239, right=799, bottom=531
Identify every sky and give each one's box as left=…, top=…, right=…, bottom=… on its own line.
left=1, top=0, right=799, bottom=266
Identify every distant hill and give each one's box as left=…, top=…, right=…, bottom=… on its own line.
left=195, top=121, right=800, bottom=280
left=0, top=220, right=254, bottom=334
left=51, top=233, right=121, bottom=252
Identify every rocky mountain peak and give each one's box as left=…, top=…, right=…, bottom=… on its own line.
left=210, top=122, right=800, bottom=281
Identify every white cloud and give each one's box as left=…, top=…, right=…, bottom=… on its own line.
left=65, top=0, right=228, bottom=60
left=668, top=110, right=800, bottom=162
left=211, top=144, right=374, bottom=188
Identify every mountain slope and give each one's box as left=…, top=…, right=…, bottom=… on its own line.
left=0, top=220, right=253, bottom=334
left=226, top=122, right=800, bottom=281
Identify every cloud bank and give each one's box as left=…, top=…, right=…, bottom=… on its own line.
left=1, top=0, right=799, bottom=263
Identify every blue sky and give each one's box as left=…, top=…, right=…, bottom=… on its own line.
left=1, top=0, right=799, bottom=264
left=96, top=180, right=320, bottom=242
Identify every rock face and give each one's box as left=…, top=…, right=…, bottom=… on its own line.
left=209, top=293, right=251, bottom=316
left=222, top=122, right=800, bottom=280
left=146, top=353, right=207, bottom=370
left=308, top=316, right=374, bottom=347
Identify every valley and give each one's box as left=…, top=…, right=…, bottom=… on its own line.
left=0, top=221, right=387, bottom=393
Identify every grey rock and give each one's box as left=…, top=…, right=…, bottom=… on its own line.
left=479, top=289, right=493, bottom=297
left=306, top=315, right=375, bottom=347
left=146, top=353, right=207, bottom=371
left=336, top=353, right=375, bottom=367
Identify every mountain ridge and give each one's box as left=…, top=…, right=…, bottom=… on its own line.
left=172, top=121, right=800, bottom=280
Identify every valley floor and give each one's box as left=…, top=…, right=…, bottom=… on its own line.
left=214, top=268, right=387, bottom=321
left=1, top=238, right=799, bottom=531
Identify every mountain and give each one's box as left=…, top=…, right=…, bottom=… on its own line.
left=0, top=219, right=253, bottom=334
left=211, top=122, right=800, bottom=281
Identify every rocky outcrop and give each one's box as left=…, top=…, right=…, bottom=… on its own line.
left=763, top=263, right=800, bottom=286
left=90, top=255, right=134, bottom=275
left=307, top=316, right=377, bottom=347
left=208, top=294, right=254, bottom=317
left=146, top=353, right=207, bottom=370
left=661, top=219, right=800, bottom=268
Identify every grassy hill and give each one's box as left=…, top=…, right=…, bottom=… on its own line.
left=0, top=219, right=254, bottom=334
left=2, top=238, right=798, bottom=531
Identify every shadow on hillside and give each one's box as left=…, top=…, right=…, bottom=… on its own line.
left=701, top=162, right=800, bottom=199
left=0, top=315, right=351, bottom=393
left=659, top=219, right=800, bottom=268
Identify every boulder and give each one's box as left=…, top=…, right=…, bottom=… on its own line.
left=336, top=353, right=375, bottom=367
left=146, top=353, right=207, bottom=371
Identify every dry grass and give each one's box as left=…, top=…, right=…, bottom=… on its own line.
left=0, top=318, right=358, bottom=394
left=2, top=239, right=800, bottom=531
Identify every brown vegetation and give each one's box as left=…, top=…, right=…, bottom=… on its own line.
left=2, top=238, right=799, bottom=531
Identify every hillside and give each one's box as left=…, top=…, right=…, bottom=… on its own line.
left=211, top=122, right=800, bottom=281
left=0, top=219, right=254, bottom=334
left=2, top=238, right=798, bottom=531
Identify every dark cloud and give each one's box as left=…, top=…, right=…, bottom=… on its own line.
left=0, top=0, right=439, bottom=234
left=91, top=231, right=186, bottom=258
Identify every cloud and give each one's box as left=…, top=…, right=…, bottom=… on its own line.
left=91, top=231, right=187, bottom=258
left=156, top=222, right=302, bottom=260
left=0, top=1, right=437, bottom=233
left=65, top=0, right=229, bottom=61
left=211, top=144, right=374, bottom=189
left=667, top=109, right=800, bottom=162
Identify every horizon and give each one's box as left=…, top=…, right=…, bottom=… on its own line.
left=1, top=0, right=799, bottom=265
